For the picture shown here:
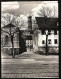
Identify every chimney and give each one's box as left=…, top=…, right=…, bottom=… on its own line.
left=28, top=16, right=32, bottom=30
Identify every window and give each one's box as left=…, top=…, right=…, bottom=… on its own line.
left=48, top=30, right=51, bottom=35
left=5, top=35, right=9, bottom=45
left=54, top=39, right=57, bottom=44
left=48, top=39, right=51, bottom=44
left=30, top=40, right=32, bottom=44
left=54, top=30, right=57, bottom=35
left=42, top=40, right=45, bottom=44
left=42, top=30, right=45, bottom=35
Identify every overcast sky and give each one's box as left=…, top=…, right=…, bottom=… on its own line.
left=1, top=1, right=58, bottom=17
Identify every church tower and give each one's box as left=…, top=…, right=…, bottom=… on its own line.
left=28, top=16, right=32, bottom=30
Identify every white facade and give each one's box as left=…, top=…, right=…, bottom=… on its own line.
left=38, top=30, right=59, bottom=47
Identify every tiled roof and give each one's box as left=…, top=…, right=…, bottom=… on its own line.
left=35, top=17, right=58, bottom=30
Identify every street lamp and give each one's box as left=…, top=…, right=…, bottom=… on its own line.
left=45, top=30, right=54, bottom=55
left=45, top=30, right=48, bottom=55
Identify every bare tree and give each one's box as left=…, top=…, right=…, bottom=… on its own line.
left=37, top=6, right=52, bottom=17
left=1, top=13, right=19, bottom=58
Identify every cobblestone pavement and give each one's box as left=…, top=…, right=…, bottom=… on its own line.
left=1, top=51, right=59, bottom=78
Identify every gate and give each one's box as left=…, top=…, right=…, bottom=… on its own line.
left=26, top=36, right=33, bottom=51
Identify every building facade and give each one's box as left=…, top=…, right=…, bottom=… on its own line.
left=33, top=17, right=59, bottom=54
left=1, top=16, right=59, bottom=55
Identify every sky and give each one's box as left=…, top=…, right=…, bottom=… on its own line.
left=1, top=1, right=58, bottom=17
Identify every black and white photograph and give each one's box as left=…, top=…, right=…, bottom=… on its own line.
left=1, top=1, right=59, bottom=78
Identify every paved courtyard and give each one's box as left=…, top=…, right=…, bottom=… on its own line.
left=1, top=51, right=59, bottom=78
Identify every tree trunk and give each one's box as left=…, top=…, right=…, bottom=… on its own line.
left=46, top=35, right=48, bottom=55
left=11, top=35, right=15, bottom=58
left=12, top=40, right=15, bottom=58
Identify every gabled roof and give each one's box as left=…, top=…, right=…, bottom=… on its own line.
left=35, top=17, right=58, bottom=30
left=2, top=23, right=16, bottom=28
